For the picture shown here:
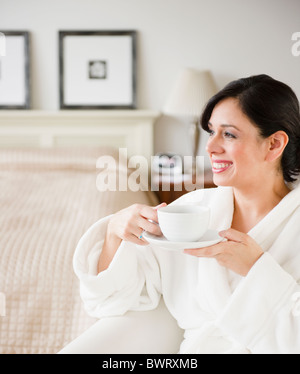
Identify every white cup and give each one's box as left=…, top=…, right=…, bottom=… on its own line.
left=157, top=205, right=210, bottom=242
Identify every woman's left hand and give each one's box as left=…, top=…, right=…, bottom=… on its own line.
left=184, top=228, right=264, bottom=276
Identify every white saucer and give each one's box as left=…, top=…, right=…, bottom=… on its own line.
left=142, top=229, right=223, bottom=251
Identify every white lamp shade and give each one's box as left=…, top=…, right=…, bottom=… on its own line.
left=163, top=69, right=217, bottom=118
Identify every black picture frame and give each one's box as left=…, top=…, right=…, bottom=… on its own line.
left=59, top=30, right=137, bottom=109
left=0, top=31, right=30, bottom=109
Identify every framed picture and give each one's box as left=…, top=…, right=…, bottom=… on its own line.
left=59, top=30, right=137, bottom=109
left=0, top=31, right=30, bottom=109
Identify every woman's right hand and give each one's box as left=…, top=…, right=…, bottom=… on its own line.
left=107, top=202, right=166, bottom=245
left=97, top=203, right=166, bottom=273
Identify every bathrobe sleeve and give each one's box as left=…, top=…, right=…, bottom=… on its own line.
left=73, top=216, right=162, bottom=319
left=215, top=252, right=300, bottom=353
left=213, top=185, right=300, bottom=353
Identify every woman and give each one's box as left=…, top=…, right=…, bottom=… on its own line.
left=70, top=75, right=300, bottom=353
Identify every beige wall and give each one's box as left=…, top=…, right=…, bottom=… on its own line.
left=1, top=0, right=299, bottom=160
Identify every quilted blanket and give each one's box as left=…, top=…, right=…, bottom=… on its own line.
left=0, top=147, right=158, bottom=353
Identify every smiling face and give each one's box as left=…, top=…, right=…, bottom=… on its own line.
left=206, top=97, right=273, bottom=190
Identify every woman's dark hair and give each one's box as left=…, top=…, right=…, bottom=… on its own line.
left=201, top=74, right=300, bottom=183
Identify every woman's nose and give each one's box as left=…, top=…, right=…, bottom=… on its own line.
left=205, top=135, right=224, bottom=155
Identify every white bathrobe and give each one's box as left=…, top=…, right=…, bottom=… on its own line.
left=73, top=185, right=300, bottom=353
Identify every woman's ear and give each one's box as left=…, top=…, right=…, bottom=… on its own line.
left=265, top=131, right=289, bottom=162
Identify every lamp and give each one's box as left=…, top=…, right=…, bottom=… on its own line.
left=163, top=68, right=217, bottom=176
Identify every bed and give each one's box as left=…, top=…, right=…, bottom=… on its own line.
left=0, top=110, right=160, bottom=354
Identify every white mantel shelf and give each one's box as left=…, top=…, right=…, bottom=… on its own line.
left=0, top=110, right=160, bottom=162
left=0, top=109, right=160, bottom=119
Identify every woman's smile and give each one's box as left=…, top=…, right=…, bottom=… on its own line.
left=212, top=160, right=233, bottom=173
left=205, top=98, right=269, bottom=189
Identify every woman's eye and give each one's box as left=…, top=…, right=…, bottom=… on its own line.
left=207, top=128, right=237, bottom=139
left=224, top=131, right=236, bottom=139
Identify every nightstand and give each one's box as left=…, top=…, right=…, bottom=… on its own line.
left=152, top=169, right=215, bottom=204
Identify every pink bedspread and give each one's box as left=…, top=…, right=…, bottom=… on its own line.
left=0, top=147, right=158, bottom=353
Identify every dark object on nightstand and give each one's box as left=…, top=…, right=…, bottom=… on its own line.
left=153, top=169, right=216, bottom=204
